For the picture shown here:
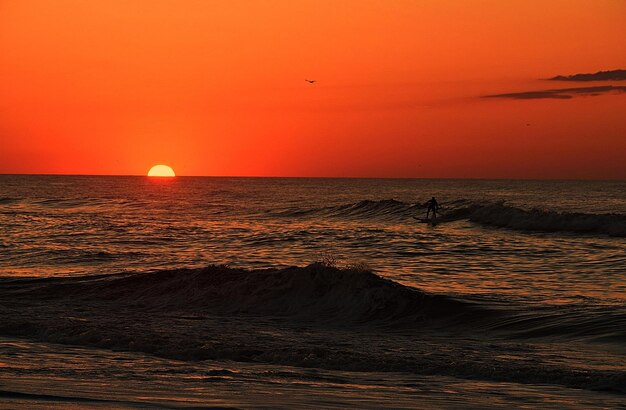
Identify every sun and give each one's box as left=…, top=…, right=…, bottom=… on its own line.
left=147, top=164, right=176, bottom=177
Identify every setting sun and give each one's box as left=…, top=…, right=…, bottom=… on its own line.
left=147, top=165, right=176, bottom=177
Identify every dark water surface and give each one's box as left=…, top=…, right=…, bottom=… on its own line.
left=1, top=175, right=625, bottom=408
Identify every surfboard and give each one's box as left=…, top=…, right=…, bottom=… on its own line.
left=413, top=216, right=439, bottom=225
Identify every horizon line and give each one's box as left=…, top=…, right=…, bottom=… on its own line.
left=0, top=173, right=624, bottom=182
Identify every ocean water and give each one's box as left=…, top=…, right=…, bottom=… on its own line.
left=1, top=175, right=625, bottom=408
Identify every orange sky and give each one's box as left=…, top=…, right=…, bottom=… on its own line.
left=1, top=0, right=625, bottom=178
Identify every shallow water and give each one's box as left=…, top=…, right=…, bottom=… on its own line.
left=2, top=338, right=625, bottom=409
left=1, top=176, right=625, bottom=407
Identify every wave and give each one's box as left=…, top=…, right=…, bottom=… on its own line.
left=274, top=199, right=626, bottom=237
left=1, top=264, right=624, bottom=393
left=274, top=199, right=422, bottom=221
left=1, top=263, right=478, bottom=325
left=0, top=390, right=173, bottom=408
left=443, top=203, right=626, bottom=237
left=1, top=197, right=143, bottom=211
left=1, top=264, right=624, bottom=342
left=32, top=197, right=140, bottom=210
left=0, top=197, right=21, bottom=205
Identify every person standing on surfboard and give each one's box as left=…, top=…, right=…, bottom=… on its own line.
left=426, top=197, right=439, bottom=219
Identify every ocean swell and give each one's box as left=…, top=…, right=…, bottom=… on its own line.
left=274, top=199, right=421, bottom=221
left=2, top=263, right=475, bottom=325
left=444, top=203, right=626, bottom=237
left=0, top=197, right=22, bottom=205
left=2, top=264, right=624, bottom=343
left=274, top=199, right=626, bottom=237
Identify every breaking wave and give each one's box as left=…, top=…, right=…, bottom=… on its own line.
left=444, top=203, right=626, bottom=237
left=2, top=264, right=624, bottom=342
left=0, top=263, right=479, bottom=325
left=1, top=264, right=625, bottom=392
left=274, top=199, right=626, bottom=237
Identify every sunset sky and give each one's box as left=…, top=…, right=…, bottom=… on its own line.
left=1, top=0, right=625, bottom=179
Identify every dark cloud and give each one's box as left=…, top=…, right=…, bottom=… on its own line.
left=484, top=85, right=626, bottom=100
left=548, top=69, right=626, bottom=82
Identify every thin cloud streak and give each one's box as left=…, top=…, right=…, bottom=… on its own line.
left=484, top=85, right=626, bottom=100
left=548, top=69, right=626, bottom=82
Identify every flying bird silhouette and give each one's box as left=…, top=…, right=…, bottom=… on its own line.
left=305, top=79, right=316, bottom=84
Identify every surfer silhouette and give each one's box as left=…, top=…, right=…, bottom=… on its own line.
left=426, top=197, right=439, bottom=219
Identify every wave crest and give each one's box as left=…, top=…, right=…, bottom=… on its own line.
left=34, top=264, right=472, bottom=325
left=276, top=199, right=626, bottom=236
left=445, top=203, right=626, bottom=237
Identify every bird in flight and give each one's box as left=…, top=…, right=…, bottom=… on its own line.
left=305, top=79, right=316, bottom=84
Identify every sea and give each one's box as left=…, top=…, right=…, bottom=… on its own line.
left=0, top=175, right=625, bottom=408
